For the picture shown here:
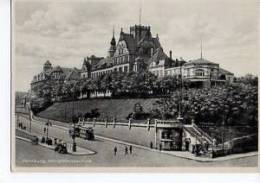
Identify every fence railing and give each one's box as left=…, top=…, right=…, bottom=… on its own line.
left=192, top=123, right=214, bottom=143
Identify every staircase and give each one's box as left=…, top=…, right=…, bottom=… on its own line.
left=184, top=123, right=213, bottom=144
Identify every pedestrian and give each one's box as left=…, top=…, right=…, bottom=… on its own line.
left=114, top=146, right=117, bottom=156
left=159, top=143, right=162, bottom=151
left=124, top=146, right=128, bottom=155
left=129, top=145, right=132, bottom=154
left=44, top=127, right=46, bottom=133
left=150, top=142, right=153, bottom=149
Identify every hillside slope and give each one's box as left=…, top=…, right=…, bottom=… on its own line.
left=38, top=98, right=158, bottom=123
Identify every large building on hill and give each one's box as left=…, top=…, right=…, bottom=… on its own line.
left=31, top=60, right=81, bottom=96
left=81, top=24, right=234, bottom=87
left=31, top=24, right=234, bottom=96
left=81, top=25, right=166, bottom=78
left=150, top=55, right=234, bottom=87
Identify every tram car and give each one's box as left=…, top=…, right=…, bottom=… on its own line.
left=69, top=125, right=95, bottom=140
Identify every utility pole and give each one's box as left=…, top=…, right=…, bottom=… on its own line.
left=200, top=39, right=203, bottom=59
left=139, top=0, right=142, bottom=25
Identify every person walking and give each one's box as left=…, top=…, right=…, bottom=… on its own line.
left=129, top=145, right=132, bottom=154
left=124, top=146, right=128, bottom=155
left=44, top=127, right=46, bottom=133
left=114, top=146, right=117, bottom=156
left=150, top=142, right=153, bottom=149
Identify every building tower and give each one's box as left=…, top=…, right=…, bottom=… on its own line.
left=43, top=60, right=52, bottom=72
left=108, top=27, right=116, bottom=58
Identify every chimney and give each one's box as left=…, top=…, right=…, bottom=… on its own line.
left=169, top=50, right=172, bottom=60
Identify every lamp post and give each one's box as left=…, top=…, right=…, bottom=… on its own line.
left=45, top=120, right=52, bottom=140
left=72, top=115, right=78, bottom=152
left=29, top=105, right=32, bottom=133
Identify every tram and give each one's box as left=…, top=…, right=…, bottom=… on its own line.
left=69, top=124, right=95, bottom=140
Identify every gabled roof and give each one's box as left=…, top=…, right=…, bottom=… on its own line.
left=64, top=69, right=81, bottom=81
left=119, top=32, right=136, bottom=54
left=148, top=47, right=169, bottom=67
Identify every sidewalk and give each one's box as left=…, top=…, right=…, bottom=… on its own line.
left=16, top=131, right=96, bottom=156
left=95, top=135, right=258, bottom=162
left=21, top=114, right=259, bottom=162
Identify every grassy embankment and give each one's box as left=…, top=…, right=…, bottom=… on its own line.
left=38, top=98, right=158, bottom=123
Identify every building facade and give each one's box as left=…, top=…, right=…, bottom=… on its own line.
left=81, top=25, right=162, bottom=78
left=31, top=24, right=234, bottom=96
left=149, top=55, right=234, bottom=87
left=81, top=24, right=234, bottom=87
left=31, top=61, right=80, bottom=97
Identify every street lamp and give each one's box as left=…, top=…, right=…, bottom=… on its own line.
left=45, top=120, right=52, bottom=140
left=72, top=115, right=78, bottom=152
left=28, top=104, right=32, bottom=133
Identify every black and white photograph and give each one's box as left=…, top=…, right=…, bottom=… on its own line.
left=12, top=0, right=259, bottom=171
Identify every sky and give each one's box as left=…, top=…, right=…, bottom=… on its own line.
left=13, top=0, right=259, bottom=91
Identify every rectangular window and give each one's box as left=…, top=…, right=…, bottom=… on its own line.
left=124, top=66, right=128, bottom=72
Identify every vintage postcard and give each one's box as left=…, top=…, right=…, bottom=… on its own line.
left=12, top=0, right=259, bottom=172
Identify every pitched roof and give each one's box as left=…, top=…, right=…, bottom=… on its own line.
left=57, top=67, right=69, bottom=75
left=148, top=47, right=169, bottom=66
left=152, top=37, right=161, bottom=49
left=64, top=69, right=81, bottom=81
left=44, top=60, right=51, bottom=65
left=51, top=66, right=62, bottom=72
left=91, top=57, right=113, bottom=71
left=120, top=32, right=136, bottom=54
left=219, top=68, right=234, bottom=75
left=185, top=58, right=218, bottom=66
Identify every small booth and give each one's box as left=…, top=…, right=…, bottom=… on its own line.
left=154, top=119, right=183, bottom=151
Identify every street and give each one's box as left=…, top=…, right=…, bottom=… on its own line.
left=15, top=115, right=258, bottom=167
